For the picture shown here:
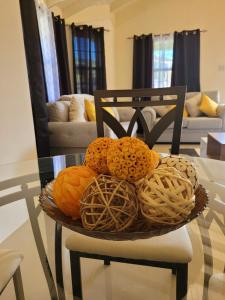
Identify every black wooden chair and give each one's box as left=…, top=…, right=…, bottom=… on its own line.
left=94, top=87, right=186, bottom=154
left=65, top=87, right=192, bottom=300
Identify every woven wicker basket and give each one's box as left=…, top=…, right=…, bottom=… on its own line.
left=39, top=181, right=208, bottom=241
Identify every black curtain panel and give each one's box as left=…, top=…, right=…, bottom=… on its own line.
left=52, top=14, right=72, bottom=95
left=171, top=29, right=200, bottom=92
left=71, top=24, right=106, bottom=94
left=19, top=0, right=50, bottom=157
left=132, top=34, right=153, bottom=88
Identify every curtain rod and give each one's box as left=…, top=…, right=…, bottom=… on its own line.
left=65, top=24, right=110, bottom=32
left=127, top=29, right=207, bottom=39
left=53, top=15, right=110, bottom=31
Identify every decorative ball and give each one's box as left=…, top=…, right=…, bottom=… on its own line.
left=158, top=155, right=198, bottom=191
left=85, top=137, right=115, bottom=174
left=52, top=166, right=97, bottom=219
left=107, top=137, right=160, bottom=183
left=80, top=175, right=138, bottom=232
left=137, top=167, right=195, bottom=225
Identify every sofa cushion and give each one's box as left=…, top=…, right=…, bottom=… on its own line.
left=47, top=101, right=70, bottom=122
left=153, top=118, right=188, bottom=129
left=186, top=117, right=222, bottom=129
left=48, top=121, right=137, bottom=148
left=69, top=98, right=86, bottom=122
left=60, top=94, right=94, bottom=107
left=217, top=104, right=225, bottom=116
left=116, top=107, right=135, bottom=122
left=185, top=93, right=203, bottom=117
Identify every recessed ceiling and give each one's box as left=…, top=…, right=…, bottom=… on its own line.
left=46, top=0, right=135, bottom=17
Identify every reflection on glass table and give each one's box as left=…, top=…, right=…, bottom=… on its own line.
left=0, top=153, right=224, bottom=300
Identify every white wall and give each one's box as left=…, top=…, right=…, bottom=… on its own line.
left=114, top=0, right=225, bottom=101
left=0, top=0, right=37, bottom=164
left=0, top=0, right=37, bottom=241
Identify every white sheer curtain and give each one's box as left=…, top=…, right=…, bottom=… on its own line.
left=153, top=34, right=174, bottom=88
left=35, top=0, right=60, bottom=102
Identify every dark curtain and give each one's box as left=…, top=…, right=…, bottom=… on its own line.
left=19, top=0, right=50, bottom=157
left=171, top=29, right=200, bottom=92
left=72, top=24, right=106, bottom=94
left=132, top=34, right=153, bottom=88
left=52, top=14, right=72, bottom=95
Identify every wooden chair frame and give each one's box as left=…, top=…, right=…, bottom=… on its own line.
left=68, top=87, right=189, bottom=300
left=94, top=86, right=186, bottom=154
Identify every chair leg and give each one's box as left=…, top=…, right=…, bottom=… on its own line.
left=104, top=257, right=111, bottom=266
left=70, top=252, right=82, bottom=300
left=176, top=264, right=188, bottom=300
left=13, top=267, right=25, bottom=300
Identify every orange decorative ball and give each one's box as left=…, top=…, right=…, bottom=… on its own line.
left=85, top=137, right=115, bottom=174
left=107, top=137, right=160, bottom=183
left=52, top=166, right=97, bottom=219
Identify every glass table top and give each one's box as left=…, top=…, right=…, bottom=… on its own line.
left=0, top=153, right=225, bottom=300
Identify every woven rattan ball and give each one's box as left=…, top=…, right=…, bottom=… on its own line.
left=158, top=155, right=198, bottom=191
left=80, top=175, right=138, bottom=232
left=85, top=137, right=115, bottom=174
left=107, top=137, right=160, bottom=183
left=137, top=167, right=195, bottom=225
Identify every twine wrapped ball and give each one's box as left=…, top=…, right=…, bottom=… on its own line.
left=158, top=155, right=198, bottom=191
left=85, top=137, right=115, bottom=174
left=52, top=166, right=97, bottom=219
left=80, top=175, right=138, bottom=232
left=137, top=167, right=195, bottom=225
left=107, top=137, right=160, bottom=183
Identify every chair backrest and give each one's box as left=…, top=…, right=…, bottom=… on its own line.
left=94, top=87, right=186, bottom=154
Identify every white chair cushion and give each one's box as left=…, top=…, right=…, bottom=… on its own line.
left=65, top=226, right=193, bottom=263
left=0, top=249, right=23, bottom=292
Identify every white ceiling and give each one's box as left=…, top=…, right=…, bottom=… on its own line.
left=46, top=0, right=134, bottom=16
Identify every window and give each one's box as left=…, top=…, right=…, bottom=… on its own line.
left=72, top=26, right=106, bottom=94
left=73, top=36, right=97, bottom=93
left=153, top=34, right=173, bottom=88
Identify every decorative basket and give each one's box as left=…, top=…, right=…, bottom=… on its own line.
left=39, top=181, right=208, bottom=241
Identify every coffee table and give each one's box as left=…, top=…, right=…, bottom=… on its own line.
left=207, top=132, right=225, bottom=160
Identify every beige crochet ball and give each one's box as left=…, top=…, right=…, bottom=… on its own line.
left=158, top=155, right=198, bottom=191
left=137, top=167, right=195, bottom=225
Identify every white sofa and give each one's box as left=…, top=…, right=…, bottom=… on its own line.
left=142, top=90, right=225, bottom=143
left=47, top=94, right=137, bottom=155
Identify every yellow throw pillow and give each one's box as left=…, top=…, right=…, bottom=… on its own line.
left=183, top=106, right=189, bottom=118
left=85, top=100, right=96, bottom=121
left=199, top=94, right=218, bottom=117
left=85, top=99, right=116, bottom=121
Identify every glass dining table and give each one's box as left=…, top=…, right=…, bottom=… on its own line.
left=0, top=152, right=224, bottom=300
